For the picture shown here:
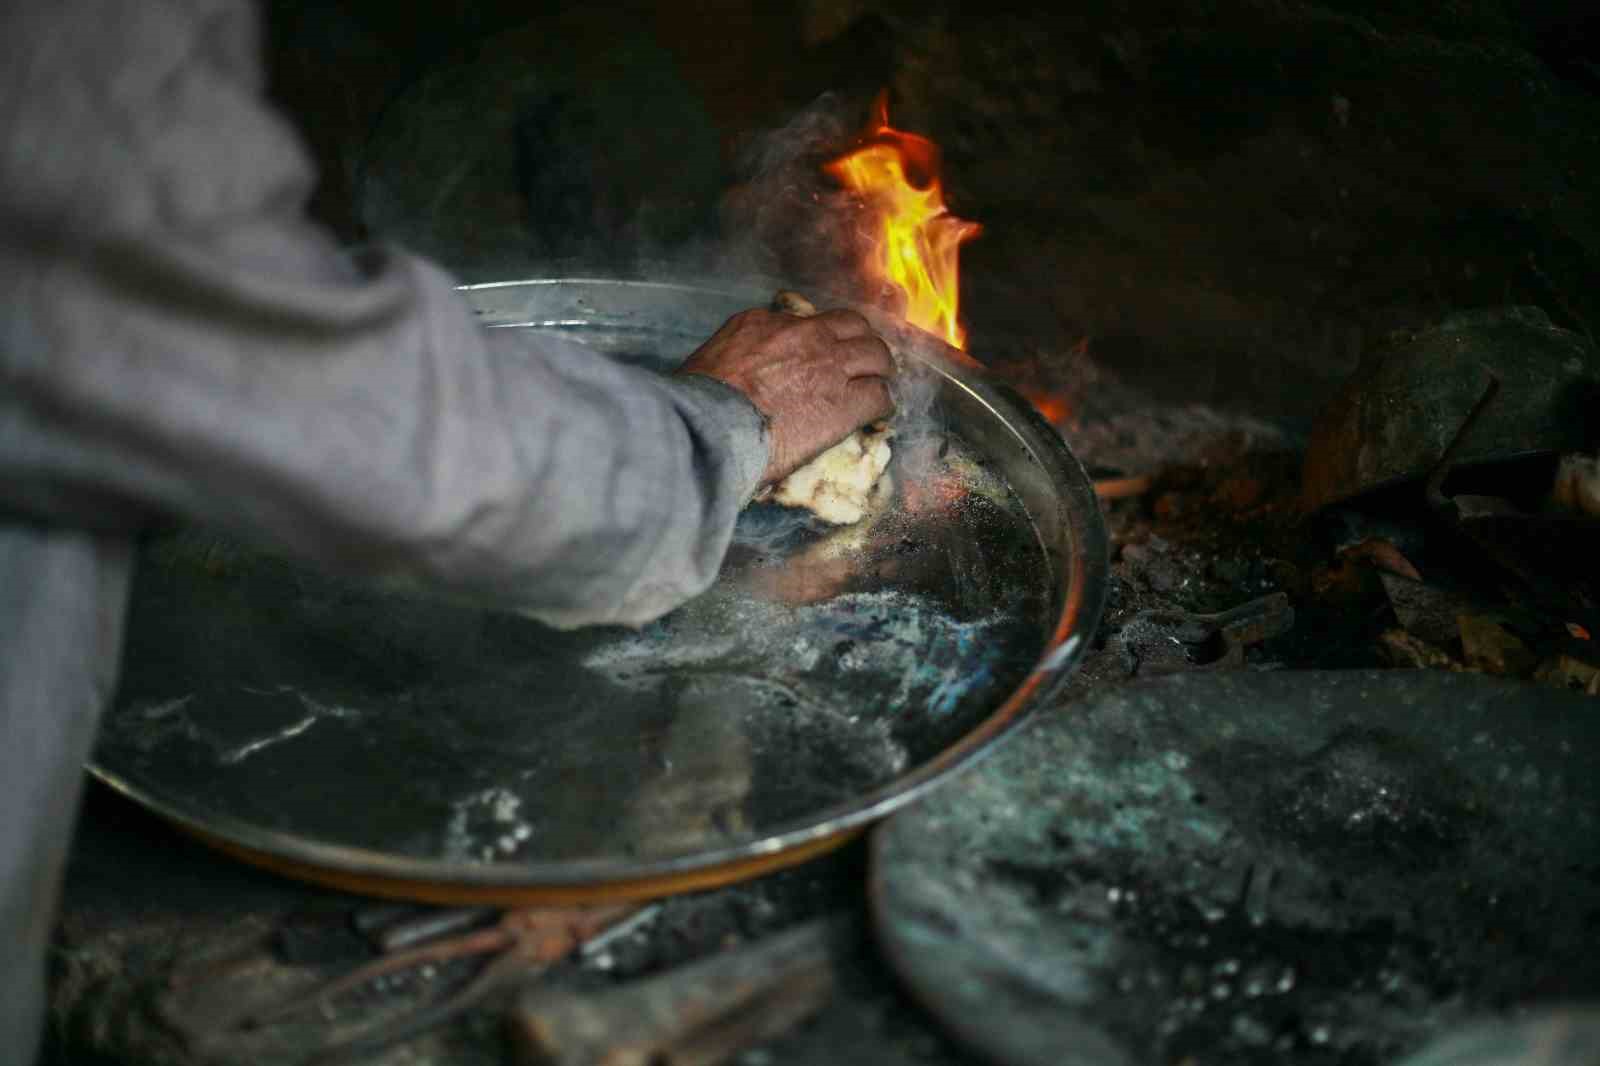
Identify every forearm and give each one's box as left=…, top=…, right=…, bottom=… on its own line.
left=1, top=240, right=768, bottom=626
left=0, top=0, right=768, bottom=628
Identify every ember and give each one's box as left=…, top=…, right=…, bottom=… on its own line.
left=1018, top=386, right=1072, bottom=426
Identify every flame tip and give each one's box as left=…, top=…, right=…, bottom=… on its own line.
left=870, top=89, right=892, bottom=128
left=826, top=99, right=978, bottom=349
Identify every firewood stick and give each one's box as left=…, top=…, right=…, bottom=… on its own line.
left=506, top=918, right=844, bottom=1066
left=1091, top=474, right=1152, bottom=500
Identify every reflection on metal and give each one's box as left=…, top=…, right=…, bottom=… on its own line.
left=89, top=276, right=1108, bottom=902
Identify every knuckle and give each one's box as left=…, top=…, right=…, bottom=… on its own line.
left=849, top=337, right=894, bottom=371
left=800, top=316, right=836, bottom=340
left=735, top=307, right=777, bottom=329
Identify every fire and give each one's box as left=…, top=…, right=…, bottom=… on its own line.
left=1020, top=388, right=1072, bottom=426
left=826, top=93, right=981, bottom=349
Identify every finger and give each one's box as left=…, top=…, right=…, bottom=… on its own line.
left=844, top=376, right=896, bottom=428
left=836, top=334, right=896, bottom=380
left=813, top=308, right=874, bottom=341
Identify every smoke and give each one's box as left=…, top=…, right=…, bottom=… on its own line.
left=491, top=80, right=956, bottom=433
left=878, top=325, right=945, bottom=430
left=708, top=92, right=871, bottom=297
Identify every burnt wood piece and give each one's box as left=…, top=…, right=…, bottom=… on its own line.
left=507, top=917, right=845, bottom=1066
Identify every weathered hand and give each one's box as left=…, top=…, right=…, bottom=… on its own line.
left=677, top=306, right=895, bottom=485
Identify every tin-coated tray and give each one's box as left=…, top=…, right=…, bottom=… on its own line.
left=89, top=276, right=1108, bottom=904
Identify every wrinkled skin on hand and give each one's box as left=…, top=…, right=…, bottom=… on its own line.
left=677, top=307, right=895, bottom=485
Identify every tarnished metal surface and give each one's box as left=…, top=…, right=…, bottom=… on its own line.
left=872, top=670, right=1600, bottom=1066
left=88, top=276, right=1108, bottom=899
left=1300, top=307, right=1599, bottom=514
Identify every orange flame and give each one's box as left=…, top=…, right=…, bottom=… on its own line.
left=826, top=94, right=981, bottom=349
left=1019, top=388, right=1072, bottom=426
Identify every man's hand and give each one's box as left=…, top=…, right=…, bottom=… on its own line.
left=677, top=307, right=895, bottom=485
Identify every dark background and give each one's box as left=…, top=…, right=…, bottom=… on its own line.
left=258, top=0, right=1600, bottom=422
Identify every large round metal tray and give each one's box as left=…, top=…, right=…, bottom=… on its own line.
left=89, top=276, right=1108, bottom=904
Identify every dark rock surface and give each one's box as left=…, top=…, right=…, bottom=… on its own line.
left=876, top=670, right=1600, bottom=1066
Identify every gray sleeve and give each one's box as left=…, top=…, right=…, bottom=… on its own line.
left=0, top=0, right=769, bottom=628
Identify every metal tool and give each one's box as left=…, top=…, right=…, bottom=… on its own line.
left=233, top=902, right=648, bottom=1063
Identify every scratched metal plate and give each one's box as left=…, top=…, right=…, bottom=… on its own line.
left=88, top=276, right=1107, bottom=897
left=872, top=670, right=1600, bottom=1066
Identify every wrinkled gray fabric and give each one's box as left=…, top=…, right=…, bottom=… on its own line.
left=0, top=1, right=767, bottom=1061
left=0, top=527, right=132, bottom=1064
